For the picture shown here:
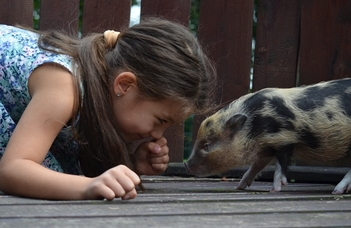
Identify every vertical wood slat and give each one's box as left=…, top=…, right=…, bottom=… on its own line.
left=252, top=0, right=301, bottom=91
left=82, top=0, right=131, bottom=35
left=192, top=0, right=254, bottom=144
left=197, top=0, right=254, bottom=104
left=296, top=0, right=351, bottom=167
left=299, top=0, right=351, bottom=86
left=0, top=0, right=33, bottom=27
left=140, top=0, right=191, bottom=163
left=39, top=0, right=79, bottom=33
left=140, top=0, right=191, bottom=25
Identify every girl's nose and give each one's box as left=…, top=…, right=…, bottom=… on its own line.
left=150, top=127, right=165, bottom=140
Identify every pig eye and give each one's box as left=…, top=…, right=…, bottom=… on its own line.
left=203, top=142, right=210, bottom=151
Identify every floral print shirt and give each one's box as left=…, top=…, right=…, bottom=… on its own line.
left=0, top=24, right=81, bottom=174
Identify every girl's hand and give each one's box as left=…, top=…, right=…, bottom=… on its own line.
left=85, top=165, right=140, bottom=201
left=134, top=137, right=169, bottom=175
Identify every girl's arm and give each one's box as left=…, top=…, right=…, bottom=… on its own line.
left=0, top=64, right=140, bottom=200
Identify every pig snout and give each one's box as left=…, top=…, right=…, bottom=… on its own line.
left=184, top=157, right=209, bottom=177
left=184, top=160, right=200, bottom=176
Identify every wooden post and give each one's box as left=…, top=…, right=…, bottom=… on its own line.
left=252, top=0, right=301, bottom=91
left=141, top=0, right=191, bottom=25
left=82, top=0, right=131, bottom=35
left=39, top=0, right=80, bottom=33
left=299, top=0, right=351, bottom=85
left=192, top=0, right=254, bottom=146
left=0, top=0, right=33, bottom=27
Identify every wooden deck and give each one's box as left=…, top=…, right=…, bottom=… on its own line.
left=1, top=164, right=351, bottom=227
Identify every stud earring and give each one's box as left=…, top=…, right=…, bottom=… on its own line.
left=116, top=93, right=121, bottom=97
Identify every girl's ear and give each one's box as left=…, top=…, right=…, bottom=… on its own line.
left=113, top=72, right=137, bottom=96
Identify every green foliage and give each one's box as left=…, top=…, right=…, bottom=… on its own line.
left=189, top=0, right=200, bottom=35
left=33, top=0, right=40, bottom=29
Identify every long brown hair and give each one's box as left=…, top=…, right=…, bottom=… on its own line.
left=38, top=18, right=217, bottom=177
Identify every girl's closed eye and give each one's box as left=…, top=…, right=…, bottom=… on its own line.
left=158, top=118, right=167, bottom=125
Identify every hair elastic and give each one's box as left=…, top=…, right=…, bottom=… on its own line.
left=104, top=30, right=120, bottom=48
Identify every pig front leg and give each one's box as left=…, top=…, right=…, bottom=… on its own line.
left=237, top=157, right=273, bottom=190
left=271, top=162, right=288, bottom=192
left=332, top=170, right=351, bottom=194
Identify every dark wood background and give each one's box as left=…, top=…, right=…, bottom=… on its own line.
left=1, top=0, right=351, bottom=164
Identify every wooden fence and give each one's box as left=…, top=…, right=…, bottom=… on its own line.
left=1, top=0, right=351, bottom=164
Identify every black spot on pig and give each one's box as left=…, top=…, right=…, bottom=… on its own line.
left=224, top=114, right=247, bottom=138
left=243, top=92, right=268, bottom=113
left=296, top=79, right=351, bottom=113
left=296, top=86, right=326, bottom=111
left=268, top=97, right=295, bottom=120
left=299, top=126, right=319, bottom=149
left=325, top=111, right=334, bottom=120
left=249, top=115, right=282, bottom=138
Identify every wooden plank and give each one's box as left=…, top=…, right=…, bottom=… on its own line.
left=140, top=0, right=191, bottom=25
left=0, top=0, right=33, bottom=27
left=0, top=190, right=344, bottom=205
left=140, top=0, right=192, bottom=162
left=1, top=213, right=351, bottom=228
left=39, top=0, right=79, bottom=33
left=1, top=198, right=350, bottom=218
left=82, top=0, right=131, bottom=35
left=0, top=176, right=351, bottom=227
left=252, top=0, right=301, bottom=91
left=299, top=0, right=351, bottom=85
left=192, top=0, right=254, bottom=148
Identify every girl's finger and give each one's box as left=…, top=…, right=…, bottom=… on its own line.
left=153, top=137, right=167, bottom=147
left=119, top=165, right=141, bottom=186
left=151, top=163, right=168, bottom=172
left=148, top=155, right=169, bottom=165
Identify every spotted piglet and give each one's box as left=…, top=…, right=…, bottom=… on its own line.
left=185, top=78, right=351, bottom=194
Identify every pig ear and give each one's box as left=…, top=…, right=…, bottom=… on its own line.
left=223, top=114, right=247, bottom=138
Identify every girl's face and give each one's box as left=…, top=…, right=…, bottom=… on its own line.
left=111, top=72, right=187, bottom=143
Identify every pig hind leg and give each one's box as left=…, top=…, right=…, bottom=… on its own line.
left=272, top=162, right=288, bottom=192
left=332, top=170, right=351, bottom=194
left=271, top=145, right=294, bottom=192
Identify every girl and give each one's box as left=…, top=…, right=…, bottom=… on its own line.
left=0, top=19, right=216, bottom=200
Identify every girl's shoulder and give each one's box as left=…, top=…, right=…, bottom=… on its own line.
left=0, top=24, right=74, bottom=79
left=0, top=24, right=75, bottom=110
left=0, top=24, right=38, bottom=41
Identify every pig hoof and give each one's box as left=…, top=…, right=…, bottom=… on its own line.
left=269, top=188, right=282, bottom=193
left=332, top=190, right=343, bottom=195
left=237, top=181, right=251, bottom=190
left=236, top=185, right=248, bottom=190
left=332, top=185, right=351, bottom=195
left=333, top=172, right=351, bottom=194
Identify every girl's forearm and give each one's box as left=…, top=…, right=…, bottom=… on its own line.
left=0, top=159, right=91, bottom=200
